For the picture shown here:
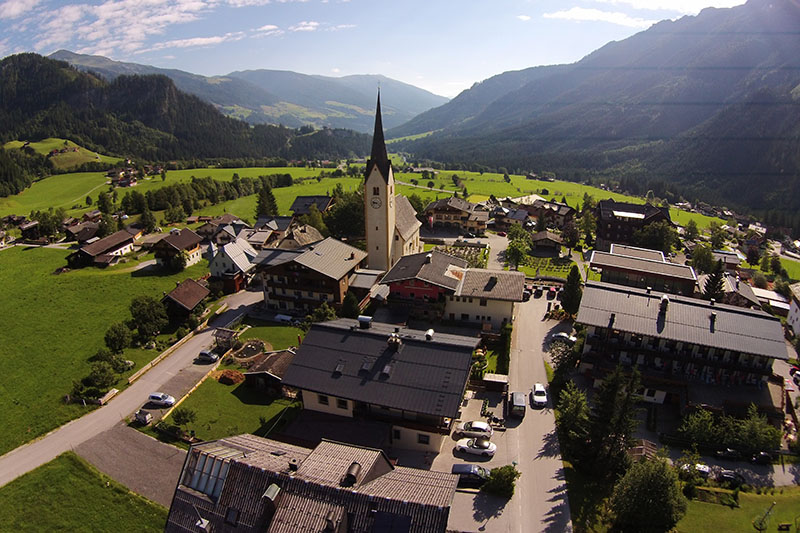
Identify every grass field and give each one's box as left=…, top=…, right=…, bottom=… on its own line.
left=515, top=255, right=576, bottom=279
left=0, top=246, right=208, bottom=455
left=4, top=138, right=121, bottom=170
left=238, top=319, right=305, bottom=350
left=0, top=452, right=167, bottom=532
left=676, top=487, right=800, bottom=532
left=165, top=378, right=300, bottom=442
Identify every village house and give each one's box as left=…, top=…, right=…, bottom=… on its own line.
left=712, top=249, right=742, bottom=271
left=164, top=434, right=457, bottom=533
left=696, top=272, right=761, bottom=309
left=243, top=349, right=297, bottom=395
left=153, top=228, right=202, bottom=268
left=576, top=281, right=788, bottom=418
left=254, top=237, right=368, bottom=314
left=589, top=245, right=697, bottom=295
left=423, top=197, right=488, bottom=235
left=527, top=199, right=576, bottom=229
left=530, top=230, right=564, bottom=253
left=67, top=229, right=135, bottom=267
left=18, top=220, right=40, bottom=240
left=209, top=238, right=259, bottom=293
left=788, top=282, right=800, bottom=335
left=281, top=318, right=479, bottom=453
left=445, top=269, right=525, bottom=330
left=196, top=213, right=246, bottom=240
left=82, top=209, right=102, bottom=223
left=492, top=207, right=532, bottom=231
left=594, top=199, right=672, bottom=251
left=289, top=195, right=334, bottom=216
left=162, top=278, right=210, bottom=321
left=276, top=224, right=324, bottom=250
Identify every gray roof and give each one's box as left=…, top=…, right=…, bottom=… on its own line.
left=253, top=248, right=304, bottom=268
left=349, top=269, right=384, bottom=290
left=79, top=229, right=134, bottom=257
left=455, top=269, right=525, bottom=302
left=290, top=195, right=333, bottom=215
left=531, top=230, right=564, bottom=245
left=281, top=319, right=479, bottom=418
left=293, top=237, right=368, bottom=280
left=712, top=250, right=741, bottom=265
left=590, top=251, right=697, bottom=281
left=609, top=244, right=665, bottom=261
left=695, top=273, right=760, bottom=307
left=576, top=281, right=787, bottom=360
left=255, top=215, right=293, bottom=232
left=506, top=208, right=529, bottom=221
left=381, top=250, right=467, bottom=291
left=395, top=194, right=421, bottom=241
left=165, top=434, right=456, bottom=533
left=218, top=239, right=258, bottom=274
left=790, top=282, right=800, bottom=304
left=424, top=196, right=475, bottom=213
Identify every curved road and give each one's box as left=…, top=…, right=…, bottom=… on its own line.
left=0, top=289, right=263, bottom=488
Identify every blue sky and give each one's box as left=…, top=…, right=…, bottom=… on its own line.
left=0, top=0, right=746, bottom=98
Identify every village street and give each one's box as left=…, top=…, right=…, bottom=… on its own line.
left=0, top=289, right=263, bottom=489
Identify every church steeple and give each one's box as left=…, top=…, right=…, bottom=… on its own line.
left=366, top=91, right=391, bottom=181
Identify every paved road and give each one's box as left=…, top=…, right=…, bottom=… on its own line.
left=0, top=289, right=262, bottom=488
left=485, top=232, right=507, bottom=270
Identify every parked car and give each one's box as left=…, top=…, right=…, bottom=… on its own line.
left=455, top=437, right=497, bottom=458
left=522, top=290, right=532, bottom=302
left=750, top=452, right=772, bottom=465
left=454, top=420, right=494, bottom=439
left=497, top=231, right=507, bottom=237
left=789, top=365, right=799, bottom=376
left=715, top=448, right=742, bottom=460
left=197, top=350, right=219, bottom=363
left=148, top=392, right=175, bottom=407
left=509, top=391, right=527, bottom=418
left=552, top=332, right=577, bottom=344
left=451, top=464, right=490, bottom=488
left=533, top=287, right=543, bottom=298
left=531, top=383, right=548, bottom=408
left=546, top=287, right=557, bottom=299
left=793, top=373, right=800, bottom=387
left=716, top=469, right=745, bottom=487
left=680, top=463, right=711, bottom=479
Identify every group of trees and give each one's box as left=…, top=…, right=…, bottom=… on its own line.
left=677, top=404, right=781, bottom=454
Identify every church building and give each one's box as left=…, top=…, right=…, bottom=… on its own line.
left=364, top=94, right=422, bottom=271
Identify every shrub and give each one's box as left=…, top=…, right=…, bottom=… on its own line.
left=481, top=465, right=521, bottom=499
left=172, top=407, right=197, bottom=427
left=218, top=369, right=244, bottom=385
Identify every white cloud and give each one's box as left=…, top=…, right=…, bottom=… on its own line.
left=253, top=23, right=283, bottom=36
left=0, top=0, right=40, bottom=20
left=516, top=14, right=531, bottom=21
left=289, top=20, right=319, bottom=31
left=328, top=23, right=355, bottom=31
left=149, top=31, right=246, bottom=51
left=543, top=7, right=657, bottom=28
left=591, top=0, right=745, bottom=15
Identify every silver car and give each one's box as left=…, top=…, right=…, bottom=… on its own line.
left=454, top=420, right=493, bottom=439
left=455, top=437, right=497, bottom=458
left=148, top=392, right=175, bottom=407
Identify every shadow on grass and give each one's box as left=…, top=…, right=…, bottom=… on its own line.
left=130, top=265, right=177, bottom=278
left=253, top=403, right=302, bottom=438
left=230, top=382, right=281, bottom=406
left=129, top=421, right=190, bottom=450
left=471, top=491, right=509, bottom=531
left=563, top=462, right=612, bottom=532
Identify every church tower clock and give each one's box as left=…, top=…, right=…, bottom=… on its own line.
left=364, top=92, right=396, bottom=272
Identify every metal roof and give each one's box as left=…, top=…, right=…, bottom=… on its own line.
left=381, top=250, right=467, bottom=290
left=589, top=251, right=697, bottom=281
left=576, top=281, right=787, bottom=360
left=281, top=319, right=479, bottom=418
left=609, top=244, right=665, bottom=261
left=293, top=237, right=368, bottom=280
left=395, top=194, right=422, bottom=241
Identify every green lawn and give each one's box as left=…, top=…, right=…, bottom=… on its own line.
left=166, top=378, right=300, bottom=442
left=515, top=255, right=575, bottom=279
left=676, top=487, right=800, bottom=532
left=0, top=246, right=208, bottom=455
left=239, top=318, right=305, bottom=350
left=780, top=257, right=800, bottom=281
left=0, top=452, right=166, bottom=532
left=4, top=138, right=122, bottom=170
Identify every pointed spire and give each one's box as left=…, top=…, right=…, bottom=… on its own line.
left=367, top=90, right=391, bottom=181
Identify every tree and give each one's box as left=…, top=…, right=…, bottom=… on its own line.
left=690, top=244, right=714, bottom=273
left=579, top=212, right=596, bottom=245
left=140, top=208, right=157, bottom=233
left=505, top=239, right=528, bottom=269
left=88, top=361, right=118, bottom=390
left=160, top=169, right=167, bottom=181
left=556, top=381, right=590, bottom=462
left=562, top=220, right=579, bottom=249
left=341, top=291, right=361, bottom=319
left=324, top=190, right=364, bottom=238
left=561, top=265, right=583, bottom=315
left=678, top=408, right=718, bottom=447
left=481, top=464, right=521, bottom=499
left=97, top=191, right=113, bottom=214
left=632, top=221, right=679, bottom=254
left=85, top=195, right=93, bottom=206
left=306, top=302, right=337, bottom=326
left=172, top=407, right=197, bottom=428
left=769, top=254, right=782, bottom=274
left=709, top=222, right=727, bottom=250
left=129, top=295, right=168, bottom=340
left=684, top=219, right=699, bottom=241
left=427, top=181, right=434, bottom=189
left=255, top=184, right=278, bottom=218
left=702, top=260, right=725, bottom=301
left=610, top=457, right=687, bottom=532
left=589, top=365, right=640, bottom=480
left=407, top=193, right=425, bottom=215
left=297, top=204, right=328, bottom=236
left=168, top=250, right=188, bottom=271
left=97, top=213, right=117, bottom=238
left=752, top=271, right=768, bottom=289
left=759, top=254, right=771, bottom=273
left=507, top=223, right=530, bottom=244
left=104, top=322, right=132, bottom=353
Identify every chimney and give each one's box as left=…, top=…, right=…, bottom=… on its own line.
left=646, top=286, right=652, bottom=294
left=341, top=462, right=361, bottom=487
left=288, top=458, right=299, bottom=472
left=349, top=251, right=355, bottom=260
left=324, top=510, right=337, bottom=531
left=358, top=315, right=372, bottom=329
left=659, top=295, right=669, bottom=313
left=425, top=328, right=434, bottom=341
left=710, top=298, right=715, bottom=306
left=425, top=253, right=432, bottom=264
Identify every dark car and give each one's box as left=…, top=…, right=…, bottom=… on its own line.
left=750, top=452, right=772, bottom=465
left=451, top=464, right=490, bottom=488
left=717, top=469, right=745, bottom=487
left=715, top=448, right=742, bottom=460
left=197, top=350, right=219, bottom=363
left=533, top=287, right=543, bottom=298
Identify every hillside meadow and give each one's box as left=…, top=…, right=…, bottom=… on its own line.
left=0, top=246, right=208, bottom=455
left=4, top=137, right=121, bottom=170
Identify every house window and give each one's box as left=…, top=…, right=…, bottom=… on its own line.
left=395, top=235, right=399, bottom=240
left=225, top=508, right=239, bottom=526
left=393, top=429, right=401, bottom=440
left=318, top=394, right=329, bottom=406
left=376, top=226, right=379, bottom=231
left=337, top=398, right=348, bottom=409
left=417, top=434, right=430, bottom=445
left=480, top=298, right=487, bottom=307
left=461, top=314, right=469, bottom=320
left=373, top=187, right=380, bottom=195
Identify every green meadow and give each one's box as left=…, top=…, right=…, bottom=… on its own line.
left=0, top=246, right=208, bottom=455
left=3, top=137, right=121, bottom=170
left=0, top=452, right=167, bottom=532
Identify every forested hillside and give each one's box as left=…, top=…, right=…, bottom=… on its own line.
left=0, top=54, right=370, bottom=198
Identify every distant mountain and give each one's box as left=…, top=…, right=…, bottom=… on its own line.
left=50, top=50, right=448, bottom=132
left=0, top=53, right=370, bottom=196
left=393, top=0, right=800, bottom=216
